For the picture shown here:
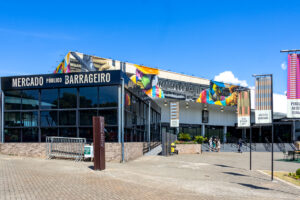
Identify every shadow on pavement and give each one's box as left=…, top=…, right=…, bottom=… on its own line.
left=238, top=183, right=271, bottom=190
left=214, top=164, right=234, bottom=168
left=223, top=172, right=248, bottom=177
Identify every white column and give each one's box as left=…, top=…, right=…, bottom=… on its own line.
left=223, top=126, right=227, bottom=143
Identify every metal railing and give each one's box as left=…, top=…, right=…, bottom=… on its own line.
left=46, top=137, right=86, bottom=161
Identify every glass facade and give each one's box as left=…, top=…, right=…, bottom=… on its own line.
left=3, top=85, right=161, bottom=143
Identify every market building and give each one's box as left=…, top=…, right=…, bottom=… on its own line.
left=0, top=51, right=298, bottom=147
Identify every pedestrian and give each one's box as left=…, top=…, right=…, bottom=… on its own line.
left=238, top=138, right=243, bottom=153
left=217, top=139, right=221, bottom=152
left=212, top=138, right=216, bottom=152
left=209, top=137, right=212, bottom=152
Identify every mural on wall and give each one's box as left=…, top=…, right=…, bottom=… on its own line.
left=54, top=52, right=71, bottom=73
left=53, top=52, right=164, bottom=98
left=196, top=81, right=238, bottom=106
left=54, top=52, right=114, bottom=74
left=130, top=65, right=164, bottom=98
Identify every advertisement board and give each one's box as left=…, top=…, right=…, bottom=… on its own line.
left=237, top=90, right=250, bottom=127
left=255, top=76, right=273, bottom=124
left=287, top=53, right=300, bottom=118
left=170, top=102, right=179, bottom=127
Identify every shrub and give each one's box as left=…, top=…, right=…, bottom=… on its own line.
left=178, top=133, right=191, bottom=141
left=194, top=136, right=206, bottom=144
left=296, top=168, right=300, bottom=176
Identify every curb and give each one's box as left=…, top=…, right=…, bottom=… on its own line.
left=257, top=170, right=300, bottom=190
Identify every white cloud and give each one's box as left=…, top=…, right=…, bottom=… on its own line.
left=214, top=71, right=248, bottom=87
left=281, top=62, right=287, bottom=70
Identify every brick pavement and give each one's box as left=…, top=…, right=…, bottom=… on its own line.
left=0, top=152, right=300, bottom=200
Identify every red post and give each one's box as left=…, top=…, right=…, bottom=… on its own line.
left=93, top=116, right=105, bottom=170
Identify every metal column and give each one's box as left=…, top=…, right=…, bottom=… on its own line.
left=148, top=101, right=151, bottom=151
left=0, top=77, right=3, bottom=143
left=201, top=124, right=205, bottom=137
left=118, top=86, right=122, bottom=143
left=223, top=126, right=227, bottom=143
left=121, top=78, right=125, bottom=162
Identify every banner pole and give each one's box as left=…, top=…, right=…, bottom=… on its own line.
left=271, top=75, right=274, bottom=181
left=250, top=126, right=252, bottom=170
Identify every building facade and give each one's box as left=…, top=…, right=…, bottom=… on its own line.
left=0, top=70, right=161, bottom=144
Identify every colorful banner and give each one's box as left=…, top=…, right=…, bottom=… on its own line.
left=287, top=53, right=300, bottom=118
left=196, top=80, right=238, bottom=106
left=237, top=91, right=250, bottom=127
left=255, top=76, right=273, bottom=124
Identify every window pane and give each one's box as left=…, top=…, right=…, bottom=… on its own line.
left=59, top=111, right=76, bottom=125
left=4, top=90, right=22, bottom=110
left=4, top=112, right=21, bottom=127
left=79, top=87, right=98, bottom=108
left=22, top=112, right=38, bottom=127
left=79, top=128, right=93, bottom=143
left=41, top=128, right=58, bottom=142
left=41, top=111, right=58, bottom=127
left=4, top=128, right=21, bottom=142
left=99, top=86, right=118, bottom=107
left=59, top=88, right=77, bottom=108
left=41, top=89, right=58, bottom=109
left=59, top=128, right=77, bottom=137
left=23, top=128, right=39, bottom=142
left=22, top=90, right=39, bottom=110
left=98, top=109, right=117, bottom=125
left=80, top=110, right=97, bottom=126
left=105, top=127, right=118, bottom=142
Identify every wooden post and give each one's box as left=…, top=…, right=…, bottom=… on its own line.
left=93, top=116, right=105, bottom=170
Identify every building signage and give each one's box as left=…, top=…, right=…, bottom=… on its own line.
left=255, top=76, right=273, bottom=124
left=1, top=70, right=121, bottom=90
left=237, top=91, right=250, bottom=127
left=170, top=102, right=179, bottom=127
left=287, top=53, right=300, bottom=118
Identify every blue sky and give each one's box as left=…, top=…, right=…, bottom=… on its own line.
left=0, top=0, right=299, bottom=94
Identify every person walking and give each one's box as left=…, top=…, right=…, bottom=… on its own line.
left=212, top=138, right=216, bottom=152
left=217, top=139, right=221, bottom=152
left=209, top=137, right=212, bottom=152
left=238, top=138, right=243, bottom=153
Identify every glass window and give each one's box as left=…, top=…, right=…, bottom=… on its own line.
left=22, top=112, right=38, bottom=127
left=4, top=90, right=22, bottom=110
left=105, top=127, right=118, bottom=142
left=99, top=86, right=118, bottom=107
left=41, top=128, right=58, bottom=142
left=80, top=110, right=97, bottom=126
left=59, top=111, right=76, bottom=125
left=22, top=90, right=39, bottom=110
left=41, top=89, right=58, bottom=109
left=98, top=109, right=117, bottom=125
left=59, top=88, right=77, bottom=108
left=79, top=128, right=93, bottom=143
left=4, top=112, right=21, bottom=126
left=59, top=128, right=77, bottom=137
left=79, top=87, right=98, bottom=108
left=22, top=128, right=39, bottom=142
left=41, top=111, right=58, bottom=127
left=4, top=128, right=21, bottom=142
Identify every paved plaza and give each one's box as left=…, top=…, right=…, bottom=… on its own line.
left=0, top=152, right=300, bottom=200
